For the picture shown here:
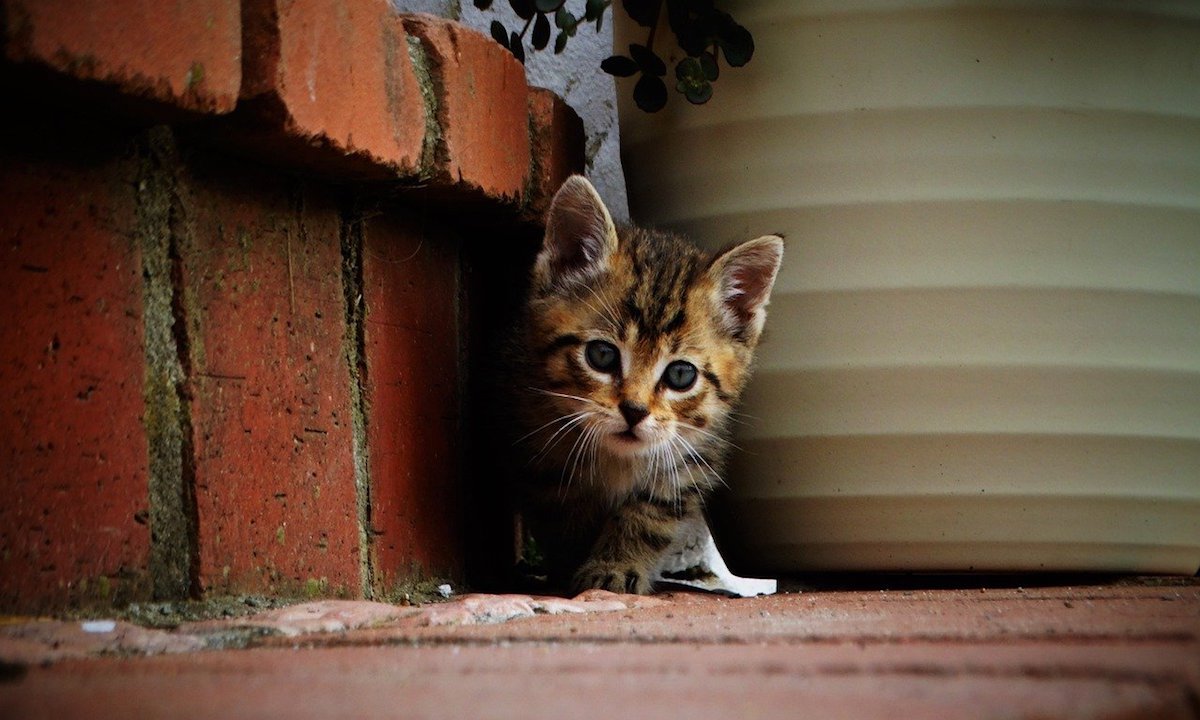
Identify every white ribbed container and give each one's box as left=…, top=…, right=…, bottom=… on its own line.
left=616, top=1, right=1200, bottom=574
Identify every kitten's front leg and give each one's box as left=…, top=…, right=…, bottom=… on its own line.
left=572, top=489, right=702, bottom=595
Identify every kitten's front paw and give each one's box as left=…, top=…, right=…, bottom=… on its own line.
left=572, top=561, right=653, bottom=595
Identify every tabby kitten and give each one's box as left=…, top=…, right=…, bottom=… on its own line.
left=510, top=175, right=782, bottom=595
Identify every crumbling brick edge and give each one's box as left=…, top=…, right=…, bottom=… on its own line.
left=0, top=2, right=585, bottom=612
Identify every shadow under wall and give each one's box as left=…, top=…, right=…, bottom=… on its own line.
left=460, top=224, right=541, bottom=592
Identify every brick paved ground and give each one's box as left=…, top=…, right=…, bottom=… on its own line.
left=1, top=577, right=1197, bottom=719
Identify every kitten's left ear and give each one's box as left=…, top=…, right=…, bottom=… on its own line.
left=535, top=175, right=619, bottom=292
left=707, top=235, right=784, bottom=343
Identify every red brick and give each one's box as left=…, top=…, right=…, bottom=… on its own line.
left=3, top=582, right=1198, bottom=719
left=1, top=0, right=241, bottom=114
left=5, top=637, right=1197, bottom=720
left=360, top=216, right=463, bottom=590
left=526, top=88, right=586, bottom=220
left=240, top=0, right=426, bottom=178
left=402, top=14, right=531, bottom=203
left=0, top=152, right=150, bottom=611
left=179, top=167, right=361, bottom=597
left=374, top=584, right=1200, bottom=646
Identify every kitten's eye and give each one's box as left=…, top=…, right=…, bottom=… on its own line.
left=662, top=360, right=698, bottom=391
left=585, top=340, right=621, bottom=374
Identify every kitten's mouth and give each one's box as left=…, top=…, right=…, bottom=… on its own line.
left=606, top=429, right=650, bottom=456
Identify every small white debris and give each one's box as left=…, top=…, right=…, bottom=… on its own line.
left=81, top=620, right=117, bottom=634
left=436, top=584, right=453, bottom=598
left=653, top=517, right=778, bottom=598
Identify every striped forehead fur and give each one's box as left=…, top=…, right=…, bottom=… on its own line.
left=615, top=226, right=704, bottom=340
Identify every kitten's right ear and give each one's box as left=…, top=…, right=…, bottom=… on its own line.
left=535, top=175, right=618, bottom=291
left=707, top=234, right=784, bottom=344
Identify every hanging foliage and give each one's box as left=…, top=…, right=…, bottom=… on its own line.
left=476, top=0, right=753, bottom=112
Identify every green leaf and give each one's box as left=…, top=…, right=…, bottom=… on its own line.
left=674, top=57, right=712, bottom=104
left=600, top=54, right=639, bottom=77
left=587, top=0, right=611, bottom=23
left=672, top=19, right=706, bottom=57
left=508, top=0, right=535, bottom=21
left=534, top=0, right=564, bottom=12
left=667, top=0, right=708, bottom=57
left=679, top=81, right=712, bottom=104
left=633, top=74, right=668, bottom=112
left=629, top=43, right=666, bottom=77
left=490, top=21, right=509, bottom=48
left=474, top=0, right=494, bottom=9
left=532, top=13, right=551, bottom=50
left=554, top=31, right=569, bottom=54
left=718, top=22, right=754, bottom=67
left=665, top=0, right=687, bottom=28
left=622, top=0, right=657, bottom=28
left=509, top=31, right=526, bottom=62
left=700, top=51, right=719, bottom=81
left=554, top=8, right=576, bottom=29
left=675, top=78, right=712, bottom=104
left=674, top=56, right=702, bottom=82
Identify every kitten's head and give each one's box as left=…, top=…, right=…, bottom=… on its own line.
left=520, top=175, right=783, bottom=470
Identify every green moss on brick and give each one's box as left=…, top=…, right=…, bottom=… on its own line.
left=377, top=564, right=454, bottom=606
left=303, top=577, right=328, bottom=598
left=405, top=34, right=444, bottom=180
left=339, top=205, right=373, bottom=599
left=186, top=61, right=206, bottom=90
left=134, top=127, right=198, bottom=602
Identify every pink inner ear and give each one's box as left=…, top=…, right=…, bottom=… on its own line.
left=726, top=263, right=768, bottom=325
left=725, top=250, right=778, bottom=320
left=712, top=237, right=782, bottom=338
left=543, top=177, right=612, bottom=282
left=547, top=205, right=598, bottom=277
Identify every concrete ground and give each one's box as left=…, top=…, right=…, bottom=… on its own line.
left=1, top=576, right=1197, bottom=719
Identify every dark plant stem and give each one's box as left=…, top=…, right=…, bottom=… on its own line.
left=519, top=14, right=535, bottom=39
left=644, top=0, right=664, bottom=51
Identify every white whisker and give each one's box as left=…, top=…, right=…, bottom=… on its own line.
left=652, top=442, right=663, bottom=490
left=575, top=422, right=602, bottom=490
left=728, top=411, right=760, bottom=426
left=583, top=285, right=622, bottom=332
left=561, top=416, right=594, bottom=492
left=526, top=386, right=605, bottom=408
left=513, top=410, right=590, bottom=445
left=585, top=423, right=602, bottom=487
left=667, top=437, right=695, bottom=514
left=533, top=412, right=593, bottom=465
left=675, top=419, right=739, bottom=450
left=676, top=433, right=727, bottom=490
left=574, top=292, right=620, bottom=335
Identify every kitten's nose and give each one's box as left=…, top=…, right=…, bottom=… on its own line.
left=618, top=401, right=650, bottom=429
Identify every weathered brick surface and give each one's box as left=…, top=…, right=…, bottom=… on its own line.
left=0, top=149, right=151, bottom=611
left=179, top=164, right=361, bottom=597
left=402, top=14, right=531, bottom=203
left=0, top=2, right=587, bottom=609
left=240, top=0, right=426, bottom=178
left=526, top=88, right=586, bottom=220
left=3, top=584, right=1197, bottom=720
left=360, top=216, right=463, bottom=589
left=1, top=0, right=241, bottom=114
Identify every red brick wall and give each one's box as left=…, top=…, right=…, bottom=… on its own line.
left=0, top=1, right=583, bottom=612
left=0, top=142, right=152, bottom=608
left=179, top=167, right=363, bottom=598
left=360, top=216, right=464, bottom=595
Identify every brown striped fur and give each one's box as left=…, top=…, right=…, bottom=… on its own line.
left=509, top=176, right=782, bottom=594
